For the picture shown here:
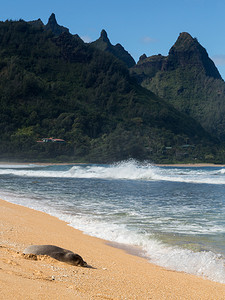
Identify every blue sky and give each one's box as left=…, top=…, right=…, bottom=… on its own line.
left=1, top=0, right=225, bottom=78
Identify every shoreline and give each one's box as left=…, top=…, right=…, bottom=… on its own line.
left=1, top=198, right=225, bottom=299
left=156, top=163, right=225, bottom=167
left=1, top=161, right=225, bottom=167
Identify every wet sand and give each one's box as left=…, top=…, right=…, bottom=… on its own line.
left=1, top=198, right=225, bottom=299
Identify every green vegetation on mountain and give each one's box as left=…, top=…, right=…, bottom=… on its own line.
left=131, top=32, right=225, bottom=141
left=0, top=17, right=223, bottom=163
left=91, top=29, right=136, bottom=68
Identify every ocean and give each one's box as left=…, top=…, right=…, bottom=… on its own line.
left=0, top=160, right=225, bottom=283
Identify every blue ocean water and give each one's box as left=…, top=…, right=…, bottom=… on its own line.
left=0, top=160, right=225, bottom=283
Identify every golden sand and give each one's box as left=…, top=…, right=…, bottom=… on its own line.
left=1, top=199, right=225, bottom=299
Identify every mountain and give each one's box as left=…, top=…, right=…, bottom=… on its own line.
left=91, top=29, right=136, bottom=68
left=0, top=17, right=220, bottom=163
left=131, top=32, right=225, bottom=141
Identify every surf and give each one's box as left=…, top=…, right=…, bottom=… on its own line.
left=0, top=161, right=225, bottom=284
left=0, top=160, right=225, bottom=184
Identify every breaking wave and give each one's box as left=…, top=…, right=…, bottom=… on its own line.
left=0, top=160, right=225, bottom=283
left=0, top=160, right=225, bottom=184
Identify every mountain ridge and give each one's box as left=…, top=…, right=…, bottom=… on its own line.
left=91, top=29, right=136, bottom=68
left=0, top=16, right=222, bottom=163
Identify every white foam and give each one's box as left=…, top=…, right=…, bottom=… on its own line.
left=53, top=211, right=225, bottom=284
left=1, top=161, right=225, bottom=283
left=1, top=160, right=225, bottom=184
left=0, top=164, right=40, bottom=169
left=145, top=241, right=225, bottom=283
left=1, top=189, right=225, bottom=284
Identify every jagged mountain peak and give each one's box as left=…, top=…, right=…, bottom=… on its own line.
left=100, top=29, right=109, bottom=42
left=48, top=13, right=57, bottom=24
left=172, top=32, right=196, bottom=48
left=133, top=31, right=222, bottom=81
left=168, top=32, right=221, bottom=79
left=169, top=32, right=202, bottom=54
left=91, top=30, right=135, bottom=68
left=45, top=13, right=69, bottom=36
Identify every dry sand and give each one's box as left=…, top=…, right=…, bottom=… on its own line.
left=1, top=199, right=225, bottom=300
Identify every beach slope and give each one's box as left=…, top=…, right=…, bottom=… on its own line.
left=1, top=199, right=225, bottom=299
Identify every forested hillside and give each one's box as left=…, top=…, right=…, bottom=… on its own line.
left=0, top=16, right=222, bottom=163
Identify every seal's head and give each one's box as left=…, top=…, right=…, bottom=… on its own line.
left=65, top=253, right=87, bottom=267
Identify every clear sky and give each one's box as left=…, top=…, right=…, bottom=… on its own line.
left=1, top=0, right=225, bottom=79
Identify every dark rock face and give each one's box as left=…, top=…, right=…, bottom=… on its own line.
left=91, top=29, right=136, bottom=68
left=134, top=54, right=167, bottom=79
left=100, top=29, right=109, bottom=43
left=166, top=32, right=221, bottom=79
left=133, top=32, right=221, bottom=80
left=45, top=13, right=69, bottom=36
left=139, top=54, right=147, bottom=61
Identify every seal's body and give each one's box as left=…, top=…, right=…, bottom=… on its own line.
left=23, top=245, right=87, bottom=266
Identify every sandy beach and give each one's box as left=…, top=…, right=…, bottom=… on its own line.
left=1, top=198, right=225, bottom=299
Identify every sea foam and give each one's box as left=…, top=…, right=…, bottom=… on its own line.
left=51, top=209, right=225, bottom=284
left=1, top=161, right=225, bottom=284
left=0, top=160, right=225, bottom=184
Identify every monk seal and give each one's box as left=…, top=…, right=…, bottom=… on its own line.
left=23, top=245, right=87, bottom=267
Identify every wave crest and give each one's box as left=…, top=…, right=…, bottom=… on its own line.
left=0, top=160, right=225, bottom=184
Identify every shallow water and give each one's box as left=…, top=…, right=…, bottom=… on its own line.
left=0, top=160, right=225, bottom=283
